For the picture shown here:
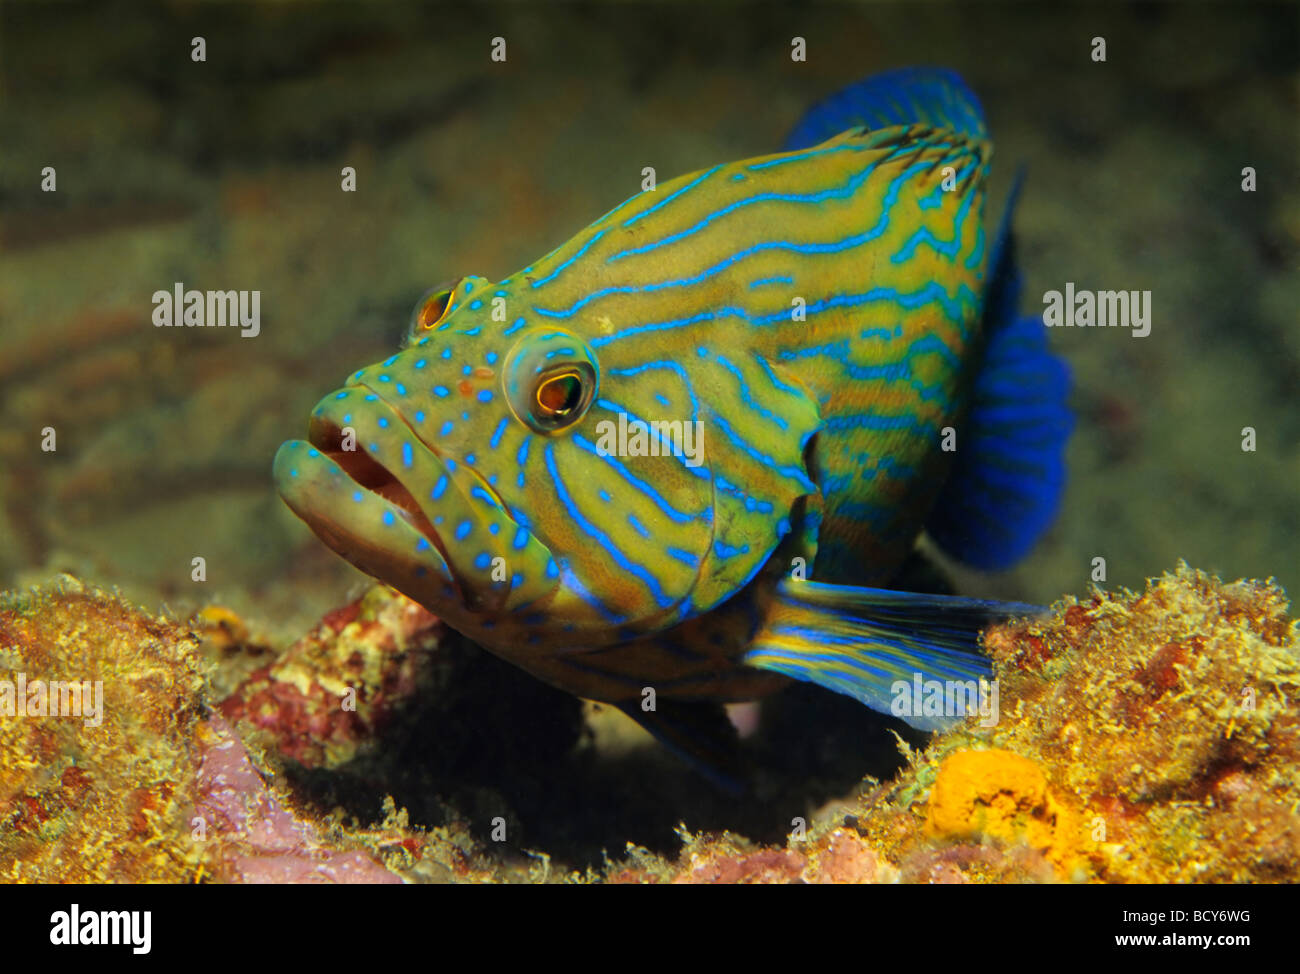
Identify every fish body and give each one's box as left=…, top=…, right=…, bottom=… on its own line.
left=275, top=69, right=1071, bottom=763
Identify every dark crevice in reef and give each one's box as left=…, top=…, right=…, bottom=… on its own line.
left=282, top=554, right=944, bottom=870
left=284, top=637, right=930, bottom=870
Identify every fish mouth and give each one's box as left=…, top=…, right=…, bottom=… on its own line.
left=274, top=385, right=465, bottom=613
left=305, top=414, right=455, bottom=568
left=276, top=381, right=544, bottom=622
left=320, top=382, right=515, bottom=536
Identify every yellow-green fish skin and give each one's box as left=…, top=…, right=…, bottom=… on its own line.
left=275, top=117, right=993, bottom=705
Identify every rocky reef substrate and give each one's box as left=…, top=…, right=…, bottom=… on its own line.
left=1, top=564, right=1295, bottom=883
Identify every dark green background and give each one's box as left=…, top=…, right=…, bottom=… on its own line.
left=1, top=1, right=1295, bottom=637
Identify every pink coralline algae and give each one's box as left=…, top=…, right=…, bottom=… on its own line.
left=194, top=716, right=403, bottom=884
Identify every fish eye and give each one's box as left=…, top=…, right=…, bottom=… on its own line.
left=504, top=328, right=600, bottom=435
left=532, top=368, right=591, bottom=428
left=408, top=280, right=459, bottom=336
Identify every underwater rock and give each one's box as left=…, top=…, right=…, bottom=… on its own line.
left=0, top=578, right=209, bottom=882
left=609, top=825, right=892, bottom=885
left=965, top=562, right=1300, bottom=882
left=194, top=716, right=403, bottom=884
left=218, top=586, right=442, bottom=770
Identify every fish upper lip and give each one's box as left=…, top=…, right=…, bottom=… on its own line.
left=355, top=380, right=512, bottom=513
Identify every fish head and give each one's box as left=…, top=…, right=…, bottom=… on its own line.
left=275, top=274, right=722, bottom=657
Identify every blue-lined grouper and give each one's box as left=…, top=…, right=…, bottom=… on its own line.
left=274, top=68, right=1072, bottom=779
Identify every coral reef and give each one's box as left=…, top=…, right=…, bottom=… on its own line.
left=0, top=579, right=509, bottom=883
left=216, top=586, right=442, bottom=770
left=2, top=565, right=1296, bottom=883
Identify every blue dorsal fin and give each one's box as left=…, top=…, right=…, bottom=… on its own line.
left=925, top=177, right=1074, bottom=571
left=783, top=66, right=987, bottom=151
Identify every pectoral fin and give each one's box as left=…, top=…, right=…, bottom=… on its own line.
left=745, top=577, right=1044, bottom=731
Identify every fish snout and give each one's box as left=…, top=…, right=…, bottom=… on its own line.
left=279, top=385, right=560, bottom=622
left=273, top=434, right=458, bottom=608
